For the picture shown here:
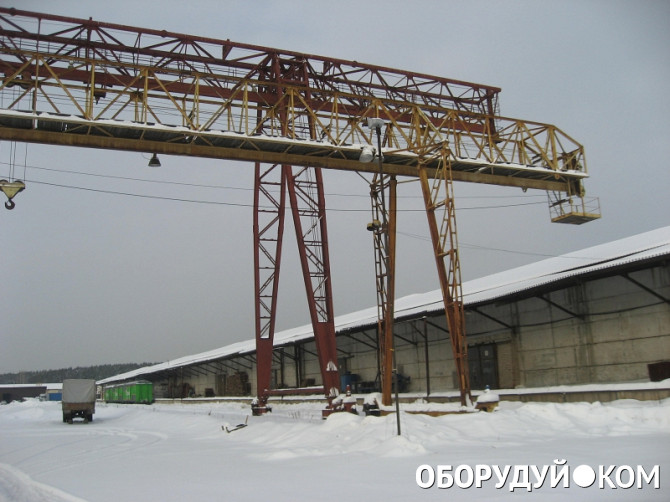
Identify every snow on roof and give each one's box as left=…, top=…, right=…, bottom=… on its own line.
left=99, top=225, right=670, bottom=385
left=463, top=225, right=670, bottom=304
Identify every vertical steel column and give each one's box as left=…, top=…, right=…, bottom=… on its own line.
left=253, top=162, right=286, bottom=412
left=417, top=148, right=471, bottom=406
left=423, top=317, right=431, bottom=398
left=367, top=118, right=398, bottom=408
left=387, top=176, right=397, bottom=412
left=369, top=173, right=397, bottom=406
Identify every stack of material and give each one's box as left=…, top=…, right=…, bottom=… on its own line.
left=225, top=372, right=250, bottom=396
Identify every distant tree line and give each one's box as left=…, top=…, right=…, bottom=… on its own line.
left=0, top=363, right=156, bottom=384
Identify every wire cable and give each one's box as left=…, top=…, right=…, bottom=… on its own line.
left=4, top=155, right=567, bottom=259
left=1, top=160, right=547, bottom=201
left=20, top=175, right=548, bottom=212
left=27, top=179, right=253, bottom=208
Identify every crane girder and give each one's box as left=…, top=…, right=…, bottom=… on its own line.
left=0, top=8, right=588, bottom=195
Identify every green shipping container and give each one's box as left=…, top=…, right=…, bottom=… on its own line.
left=104, top=381, right=153, bottom=404
left=135, top=381, right=154, bottom=404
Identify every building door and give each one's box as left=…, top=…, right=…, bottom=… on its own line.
left=469, top=343, right=499, bottom=390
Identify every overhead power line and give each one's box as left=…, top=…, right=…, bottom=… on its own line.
left=21, top=178, right=570, bottom=260
left=26, top=179, right=253, bottom=208
left=0, top=160, right=546, bottom=201
left=3, top=156, right=547, bottom=211
left=22, top=177, right=547, bottom=212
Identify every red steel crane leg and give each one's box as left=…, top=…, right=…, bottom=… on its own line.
left=252, top=162, right=340, bottom=415
left=285, top=166, right=340, bottom=404
left=252, top=53, right=342, bottom=415
left=252, top=162, right=286, bottom=414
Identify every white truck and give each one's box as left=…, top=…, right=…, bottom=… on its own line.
left=62, top=379, right=96, bottom=423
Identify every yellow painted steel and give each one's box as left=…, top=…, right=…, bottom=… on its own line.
left=0, top=47, right=590, bottom=195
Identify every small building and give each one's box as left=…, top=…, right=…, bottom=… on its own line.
left=100, top=226, right=670, bottom=402
left=0, top=384, right=47, bottom=403
left=46, top=383, right=63, bottom=401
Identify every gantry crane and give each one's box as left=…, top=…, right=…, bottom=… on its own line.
left=0, top=8, right=600, bottom=413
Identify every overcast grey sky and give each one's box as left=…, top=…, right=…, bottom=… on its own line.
left=1, top=0, right=669, bottom=374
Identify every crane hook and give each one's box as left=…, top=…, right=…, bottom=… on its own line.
left=0, top=179, right=25, bottom=210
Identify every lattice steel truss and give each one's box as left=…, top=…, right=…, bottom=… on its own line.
left=0, top=8, right=592, bottom=192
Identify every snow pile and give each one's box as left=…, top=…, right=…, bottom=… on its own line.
left=476, top=387, right=500, bottom=404
left=1, top=398, right=668, bottom=500
left=0, top=464, right=87, bottom=502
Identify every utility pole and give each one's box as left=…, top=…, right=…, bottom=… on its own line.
left=368, top=118, right=400, bottom=435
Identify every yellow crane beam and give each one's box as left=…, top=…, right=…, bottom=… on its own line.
left=0, top=9, right=592, bottom=197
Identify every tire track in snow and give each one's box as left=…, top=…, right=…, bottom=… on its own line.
left=31, top=427, right=168, bottom=476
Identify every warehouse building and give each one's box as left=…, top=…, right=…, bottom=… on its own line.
left=100, top=226, right=670, bottom=402
left=0, top=384, right=47, bottom=403
left=0, top=384, right=62, bottom=403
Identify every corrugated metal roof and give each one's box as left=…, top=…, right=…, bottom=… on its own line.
left=99, top=226, right=670, bottom=385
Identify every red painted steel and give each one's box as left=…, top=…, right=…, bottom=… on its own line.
left=0, top=7, right=500, bottom=126
left=251, top=52, right=340, bottom=413
left=286, top=166, right=340, bottom=400
left=253, top=162, right=286, bottom=412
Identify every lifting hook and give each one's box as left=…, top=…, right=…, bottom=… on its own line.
left=0, top=179, right=25, bottom=210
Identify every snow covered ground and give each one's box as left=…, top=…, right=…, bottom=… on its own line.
left=1, top=397, right=668, bottom=501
